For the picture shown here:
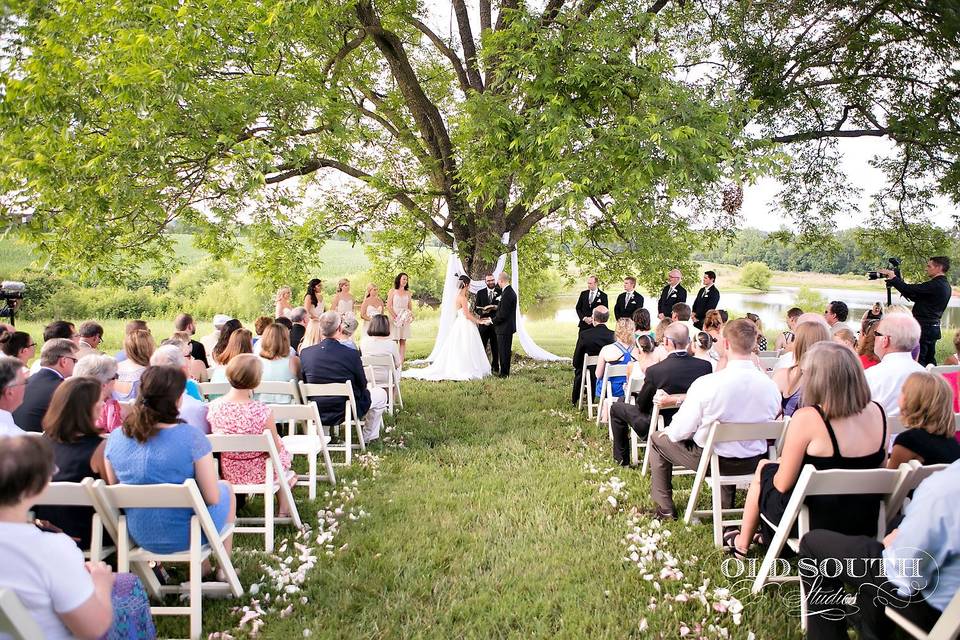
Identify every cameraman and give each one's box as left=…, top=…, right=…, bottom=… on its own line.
left=878, top=256, right=952, bottom=366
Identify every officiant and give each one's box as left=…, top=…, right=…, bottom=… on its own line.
left=475, top=274, right=502, bottom=374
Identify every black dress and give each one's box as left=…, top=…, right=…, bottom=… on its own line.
left=758, top=402, right=887, bottom=540
left=892, top=428, right=960, bottom=465
left=32, top=435, right=103, bottom=549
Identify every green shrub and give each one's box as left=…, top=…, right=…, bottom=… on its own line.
left=739, top=261, right=773, bottom=291
left=793, top=285, right=828, bottom=314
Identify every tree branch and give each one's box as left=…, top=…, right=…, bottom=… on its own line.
left=770, top=128, right=889, bottom=143
left=452, top=0, right=484, bottom=90
left=322, top=30, right=367, bottom=81
left=479, top=0, right=492, bottom=32
left=408, top=17, right=472, bottom=94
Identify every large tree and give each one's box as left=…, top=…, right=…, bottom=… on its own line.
left=0, top=0, right=956, bottom=285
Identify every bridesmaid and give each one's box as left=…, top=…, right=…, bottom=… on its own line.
left=329, top=278, right=355, bottom=316
left=360, top=283, right=385, bottom=337
left=387, top=273, right=413, bottom=364
left=303, top=278, right=324, bottom=320
left=274, top=286, right=293, bottom=318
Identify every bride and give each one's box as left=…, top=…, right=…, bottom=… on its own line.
left=404, top=276, right=492, bottom=381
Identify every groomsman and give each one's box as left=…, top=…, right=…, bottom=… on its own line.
left=614, top=277, right=643, bottom=321
left=474, top=274, right=501, bottom=374
left=575, top=275, right=608, bottom=332
left=691, top=270, right=720, bottom=329
left=657, top=269, right=687, bottom=319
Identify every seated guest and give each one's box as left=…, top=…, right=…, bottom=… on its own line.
left=76, top=321, right=104, bottom=359
left=256, top=324, right=301, bottom=404
left=631, top=308, right=653, bottom=342
left=29, top=320, right=78, bottom=374
left=945, top=329, right=960, bottom=366
left=594, top=318, right=637, bottom=400
left=725, top=341, right=887, bottom=556
left=670, top=302, right=694, bottom=333
left=824, top=300, right=851, bottom=333
left=647, top=319, right=780, bottom=519
left=702, top=309, right=723, bottom=342
left=13, top=339, right=77, bottom=432
left=298, top=319, right=323, bottom=351
left=210, top=318, right=243, bottom=368
left=340, top=313, right=360, bottom=350
left=200, top=313, right=232, bottom=359
left=0, top=330, right=35, bottom=366
left=252, top=316, right=273, bottom=347
left=74, top=354, right=123, bottom=432
left=114, top=329, right=155, bottom=402
left=211, top=328, right=253, bottom=383
left=113, top=319, right=148, bottom=363
left=174, top=312, right=209, bottom=368
left=857, top=322, right=882, bottom=369
left=630, top=334, right=659, bottom=377
left=773, top=313, right=830, bottom=371
left=150, top=345, right=210, bottom=433
left=772, top=322, right=830, bottom=418
left=832, top=327, right=857, bottom=352
left=651, top=318, right=673, bottom=362
left=800, top=460, right=960, bottom=639
left=300, top=311, right=388, bottom=443
left=865, top=313, right=925, bottom=416
left=0, top=356, right=28, bottom=436
left=745, top=313, right=767, bottom=351
left=691, top=331, right=717, bottom=371
left=208, top=355, right=295, bottom=517
left=571, top=306, right=614, bottom=405
left=170, top=331, right=208, bottom=382
left=105, top=366, right=235, bottom=567
left=610, top=323, right=712, bottom=465
left=359, top=315, right=401, bottom=387
left=34, top=377, right=106, bottom=548
left=289, top=307, right=308, bottom=352
left=774, top=306, right=803, bottom=352
left=0, top=436, right=155, bottom=640
left=889, top=372, right=960, bottom=467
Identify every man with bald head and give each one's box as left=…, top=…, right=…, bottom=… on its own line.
left=609, top=323, right=712, bottom=466
left=865, top=313, right=925, bottom=416
left=657, top=269, right=687, bottom=319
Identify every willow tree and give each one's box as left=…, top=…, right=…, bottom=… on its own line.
left=0, top=0, right=759, bottom=287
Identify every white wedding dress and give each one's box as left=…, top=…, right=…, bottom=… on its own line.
left=404, top=308, right=492, bottom=381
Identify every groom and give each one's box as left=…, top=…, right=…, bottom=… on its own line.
left=490, top=271, right=517, bottom=378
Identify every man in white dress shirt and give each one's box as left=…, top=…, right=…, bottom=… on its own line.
left=646, top=319, right=781, bottom=519
left=864, top=313, right=925, bottom=417
left=0, top=356, right=28, bottom=437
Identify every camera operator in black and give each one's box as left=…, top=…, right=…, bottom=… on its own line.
left=878, top=256, right=952, bottom=366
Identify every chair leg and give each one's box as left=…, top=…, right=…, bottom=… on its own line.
left=307, top=450, right=317, bottom=501
left=387, top=384, right=394, bottom=415
left=189, top=517, right=202, bottom=640
left=630, top=430, right=638, bottom=467
left=265, top=480, right=275, bottom=553
left=344, top=420, right=352, bottom=465
left=712, top=480, right=724, bottom=547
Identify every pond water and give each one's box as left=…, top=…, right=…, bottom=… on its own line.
left=522, top=286, right=960, bottom=331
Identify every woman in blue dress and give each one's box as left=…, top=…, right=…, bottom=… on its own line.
left=595, top=318, right=638, bottom=400
left=105, top=366, right=235, bottom=579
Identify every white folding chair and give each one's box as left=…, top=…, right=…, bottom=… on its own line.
left=758, top=350, right=780, bottom=358
left=683, top=420, right=785, bottom=547
left=197, top=381, right=230, bottom=401
left=577, top=355, right=600, bottom=418
left=271, top=402, right=337, bottom=499
left=750, top=465, right=904, bottom=597
left=207, top=433, right=303, bottom=552
left=927, top=364, right=960, bottom=375
left=634, top=394, right=687, bottom=474
left=758, top=356, right=779, bottom=372
left=362, top=353, right=403, bottom=415
left=596, top=363, right=630, bottom=427
left=299, top=382, right=365, bottom=465
left=92, top=479, right=243, bottom=640
left=0, top=588, right=42, bottom=640
left=885, top=460, right=951, bottom=530
left=887, top=582, right=960, bottom=640
left=31, top=478, right=113, bottom=561
left=254, top=379, right=303, bottom=405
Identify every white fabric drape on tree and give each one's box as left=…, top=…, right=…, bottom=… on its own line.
left=423, top=234, right=567, bottom=363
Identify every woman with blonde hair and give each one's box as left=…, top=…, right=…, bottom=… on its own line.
left=595, top=318, right=638, bottom=400
left=771, top=321, right=830, bottom=417
left=114, top=329, right=155, bottom=401
left=889, top=372, right=960, bottom=467
left=725, top=341, right=888, bottom=557
left=256, top=324, right=301, bottom=404
left=387, top=272, right=414, bottom=363
left=359, top=283, right=385, bottom=330
left=745, top=313, right=767, bottom=351
left=831, top=327, right=857, bottom=352
left=275, top=285, right=293, bottom=318
left=298, top=319, right=323, bottom=351
left=329, top=278, right=355, bottom=316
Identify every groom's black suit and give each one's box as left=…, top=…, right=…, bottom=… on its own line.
left=474, top=286, right=501, bottom=374
left=491, top=284, right=517, bottom=377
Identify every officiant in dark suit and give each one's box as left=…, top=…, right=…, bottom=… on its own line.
left=656, top=269, right=687, bottom=319
left=614, top=276, right=643, bottom=320
left=490, top=272, right=517, bottom=377
left=474, top=274, right=502, bottom=374
left=691, top=270, right=720, bottom=329
left=575, top=275, right=608, bottom=331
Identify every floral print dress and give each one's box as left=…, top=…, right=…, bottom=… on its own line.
left=207, top=400, right=293, bottom=484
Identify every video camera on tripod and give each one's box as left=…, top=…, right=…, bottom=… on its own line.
left=866, top=258, right=900, bottom=306
left=0, top=281, right=26, bottom=326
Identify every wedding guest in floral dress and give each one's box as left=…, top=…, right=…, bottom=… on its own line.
left=387, top=272, right=414, bottom=364
left=207, top=354, right=296, bottom=517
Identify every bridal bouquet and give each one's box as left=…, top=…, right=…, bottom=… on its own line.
left=395, top=308, right=413, bottom=328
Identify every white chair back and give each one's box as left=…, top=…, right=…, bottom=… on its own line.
left=758, top=356, right=779, bottom=371
left=0, top=588, right=42, bottom=640
left=254, top=379, right=302, bottom=404
left=197, top=381, right=231, bottom=399
left=596, top=363, right=631, bottom=426
left=298, top=381, right=365, bottom=464
left=31, top=478, right=111, bottom=561
left=578, top=355, right=600, bottom=417
left=361, top=353, right=403, bottom=414
left=927, top=364, right=960, bottom=375
left=885, top=460, right=951, bottom=528
left=270, top=403, right=337, bottom=497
